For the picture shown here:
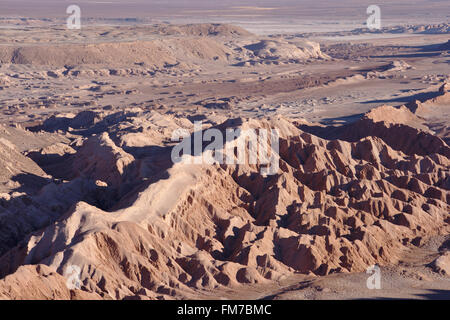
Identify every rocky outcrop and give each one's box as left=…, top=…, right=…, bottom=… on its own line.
left=0, top=113, right=448, bottom=299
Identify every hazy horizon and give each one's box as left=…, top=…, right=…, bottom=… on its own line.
left=1, top=0, right=449, bottom=20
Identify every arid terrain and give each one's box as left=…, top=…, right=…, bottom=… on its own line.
left=0, top=1, right=449, bottom=300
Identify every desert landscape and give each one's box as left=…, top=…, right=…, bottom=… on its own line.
left=0, top=0, right=448, bottom=300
